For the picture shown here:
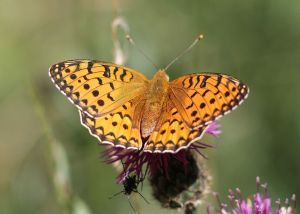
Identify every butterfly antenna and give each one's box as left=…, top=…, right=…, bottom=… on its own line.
left=126, top=34, right=159, bottom=70
left=164, top=34, right=204, bottom=71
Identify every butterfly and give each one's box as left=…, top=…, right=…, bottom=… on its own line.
left=49, top=59, right=249, bottom=153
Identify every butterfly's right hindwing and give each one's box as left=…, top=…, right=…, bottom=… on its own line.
left=144, top=102, right=207, bottom=153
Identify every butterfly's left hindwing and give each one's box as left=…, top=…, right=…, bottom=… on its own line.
left=80, top=98, right=145, bottom=149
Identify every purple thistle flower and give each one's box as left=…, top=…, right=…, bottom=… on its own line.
left=102, top=121, right=221, bottom=183
left=205, top=122, right=222, bottom=137
left=209, top=177, right=296, bottom=214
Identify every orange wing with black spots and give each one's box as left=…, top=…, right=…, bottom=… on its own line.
left=80, top=98, right=145, bottom=149
left=49, top=59, right=148, bottom=117
left=50, top=59, right=249, bottom=153
left=144, top=73, right=248, bottom=153
left=169, top=73, right=249, bottom=129
left=144, top=102, right=207, bottom=153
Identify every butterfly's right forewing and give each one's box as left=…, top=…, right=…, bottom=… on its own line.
left=170, top=73, right=249, bottom=128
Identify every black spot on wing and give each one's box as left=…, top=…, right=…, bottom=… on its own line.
left=194, top=75, right=201, bottom=88
left=120, top=69, right=127, bottom=81
left=103, top=65, right=110, bottom=78
left=70, top=74, right=77, bottom=80
left=187, top=77, right=193, bottom=88
left=191, top=91, right=197, bottom=98
left=107, top=93, right=115, bottom=101
left=87, top=61, right=93, bottom=73
left=109, top=82, right=115, bottom=90
left=200, top=75, right=209, bottom=88
left=97, top=78, right=103, bottom=85
left=202, top=89, right=210, bottom=96
left=215, top=75, right=222, bottom=87
left=186, top=102, right=194, bottom=110
left=113, top=67, right=118, bottom=79
left=172, top=110, right=178, bottom=115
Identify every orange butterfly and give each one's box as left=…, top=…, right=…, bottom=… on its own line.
left=49, top=59, right=248, bottom=153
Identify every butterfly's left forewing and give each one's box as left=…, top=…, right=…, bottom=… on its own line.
left=49, top=59, right=148, bottom=118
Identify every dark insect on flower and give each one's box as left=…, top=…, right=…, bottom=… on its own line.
left=109, top=173, right=149, bottom=212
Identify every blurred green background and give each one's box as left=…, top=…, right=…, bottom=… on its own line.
left=0, top=0, right=299, bottom=213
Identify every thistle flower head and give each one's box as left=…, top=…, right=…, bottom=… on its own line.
left=103, top=121, right=221, bottom=183
left=149, top=150, right=211, bottom=213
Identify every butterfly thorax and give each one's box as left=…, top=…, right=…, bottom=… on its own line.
left=141, top=70, right=170, bottom=138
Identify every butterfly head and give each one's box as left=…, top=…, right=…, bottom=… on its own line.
left=150, top=69, right=170, bottom=93
left=154, top=69, right=169, bottom=82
